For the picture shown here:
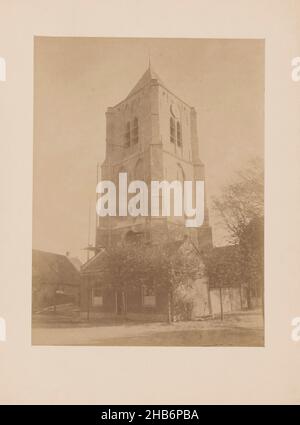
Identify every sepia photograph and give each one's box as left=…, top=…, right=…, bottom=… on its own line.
left=32, top=37, right=264, bottom=347
left=2, top=0, right=300, bottom=408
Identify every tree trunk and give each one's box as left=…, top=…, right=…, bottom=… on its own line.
left=207, top=284, right=212, bottom=315
left=53, top=288, right=57, bottom=314
left=87, top=280, right=91, bottom=322
left=228, top=287, right=233, bottom=312
left=239, top=284, right=243, bottom=310
left=219, top=287, right=224, bottom=321
left=246, top=285, right=252, bottom=310
left=167, top=291, right=173, bottom=324
left=122, top=290, right=126, bottom=318
left=261, top=283, right=265, bottom=320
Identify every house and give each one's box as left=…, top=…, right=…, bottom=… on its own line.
left=32, top=249, right=81, bottom=312
left=80, top=237, right=212, bottom=322
left=206, top=236, right=264, bottom=316
left=68, top=255, right=82, bottom=271
left=80, top=247, right=170, bottom=322
left=206, top=245, right=246, bottom=316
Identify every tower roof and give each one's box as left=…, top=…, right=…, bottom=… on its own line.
left=127, top=64, right=165, bottom=99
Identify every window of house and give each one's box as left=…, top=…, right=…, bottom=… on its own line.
left=170, top=117, right=175, bottom=144
left=133, top=117, right=139, bottom=145
left=125, top=121, right=131, bottom=147
left=177, top=122, right=182, bottom=147
left=92, top=288, right=103, bottom=306
left=142, top=286, right=156, bottom=307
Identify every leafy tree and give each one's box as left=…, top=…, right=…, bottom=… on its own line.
left=143, top=239, right=204, bottom=322
left=100, top=241, right=146, bottom=314
left=203, top=245, right=243, bottom=319
left=239, top=216, right=264, bottom=312
left=101, top=238, right=204, bottom=322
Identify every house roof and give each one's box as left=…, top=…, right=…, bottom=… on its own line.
left=81, top=237, right=202, bottom=277
left=81, top=249, right=108, bottom=275
left=68, top=256, right=82, bottom=271
left=32, top=250, right=81, bottom=287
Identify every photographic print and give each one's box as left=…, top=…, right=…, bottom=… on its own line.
left=32, top=37, right=264, bottom=347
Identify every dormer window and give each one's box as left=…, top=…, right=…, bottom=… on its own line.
left=170, top=117, right=175, bottom=144
left=133, top=117, right=139, bottom=145
left=125, top=122, right=131, bottom=147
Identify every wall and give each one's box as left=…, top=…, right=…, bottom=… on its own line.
left=80, top=278, right=169, bottom=320
left=210, top=287, right=244, bottom=316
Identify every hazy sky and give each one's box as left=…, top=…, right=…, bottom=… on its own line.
left=33, top=37, right=264, bottom=261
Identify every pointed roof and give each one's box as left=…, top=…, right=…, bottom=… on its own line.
left=127, top=64, right=165, bottom=99
left=81, top=249, right=108, bottom=275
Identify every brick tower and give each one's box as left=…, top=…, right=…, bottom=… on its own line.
left=96, top=64, right=212, bottom=251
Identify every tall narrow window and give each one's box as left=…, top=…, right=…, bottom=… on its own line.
left=177, top=122, right=182, bottom=147
left=125, top=122, right=131, bottom=147
left=170, top=117, right=175, bottom=144
left=133, top=117, right=139, bottom=145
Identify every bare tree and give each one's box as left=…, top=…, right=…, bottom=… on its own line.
left=213, top=157, right=263, bottom=243
left=212, top=157, right=264, bottom=311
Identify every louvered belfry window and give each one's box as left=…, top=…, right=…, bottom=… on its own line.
left=170, top=117, right=175, bottom=143
left=177, top=121, right=182, bottom=147
left=125, top=121, right=131, bottom=147
left=133, top=117, right=139, bottom=145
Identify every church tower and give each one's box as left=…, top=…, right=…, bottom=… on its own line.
left=96, top=63, right=212, bottom=250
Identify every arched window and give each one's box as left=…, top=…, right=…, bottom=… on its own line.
left=170, top=117, right=175, bottom=144
left=177, top=122, right=182, bottom=147
left=125, top=122, right=131, bottom=147
left=133, top=117, right=139, bottom=145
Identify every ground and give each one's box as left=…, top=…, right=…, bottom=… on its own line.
left=32, top=305, right=264, bottom=347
